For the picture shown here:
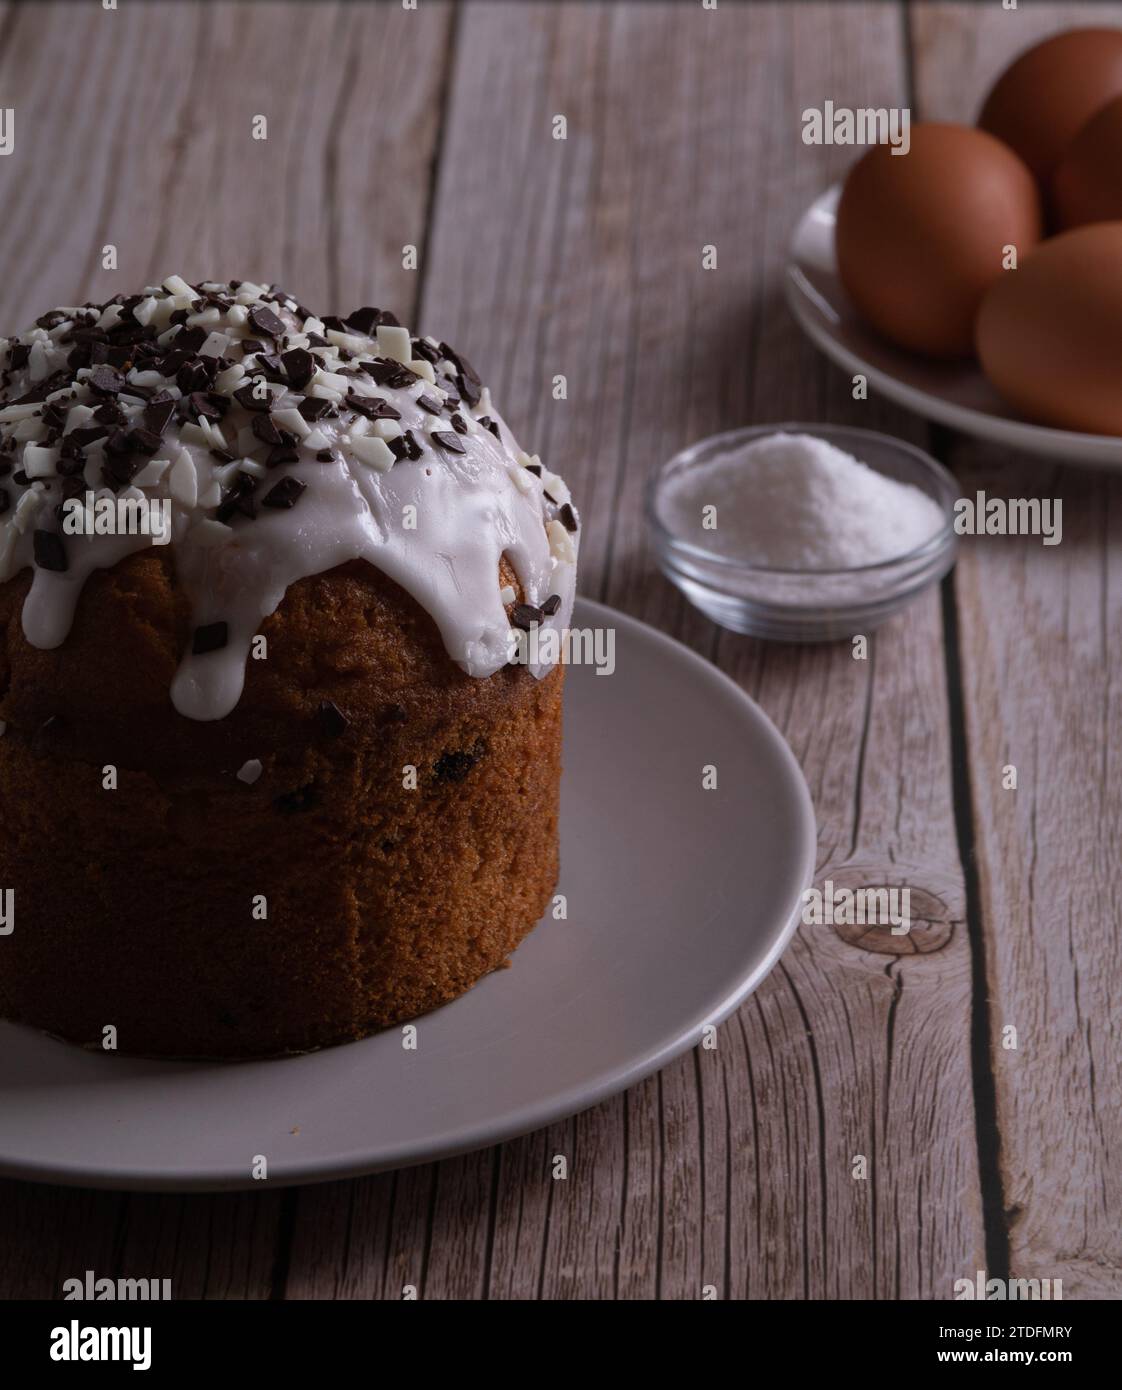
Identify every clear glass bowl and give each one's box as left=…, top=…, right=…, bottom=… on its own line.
left=646, top=422, right=959, bottom=642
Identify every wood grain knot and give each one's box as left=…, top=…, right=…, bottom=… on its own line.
left=814, top=863, right=961, bottom=956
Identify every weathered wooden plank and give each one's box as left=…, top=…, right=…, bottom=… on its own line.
left=952, top=451, right=1122, bottom=1299
left=913, top=0, right=1122, bottom=1303
left=285, top=0, right=982, bottom=1299
left=0, top=0, right=453, bottom=1300
left=0, top=1183, right=125, bottom=1300
left=0, top=0, right=452, bottom=321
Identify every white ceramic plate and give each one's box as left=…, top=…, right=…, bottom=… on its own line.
left=787, top=185, right=1122, bottom=470
left=0, top=598, right=816, bottom=1192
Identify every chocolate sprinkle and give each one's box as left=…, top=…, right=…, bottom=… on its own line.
left=255, top=352, right=288, bottom=385
left=251, top=413, right=283, bottom=446
left=192, top=621, right=229, bottom=655
left=174, top=325, right=208, bottom=354
left=143, top=399, right=176, bottom=435
left=344, top=307, right=380, bottom=335
left=346, top=392, right=401, bottom=421
left=281, top=347, right=315, bottom=390
left=431, top=430, right=466, bottom=455
left=33, top=529, right=68, bottom=572
left=511, top=603, right=543, bottom=630
left=103, top=452, right=145, bottom=488
left=186, top=391, right=226, bottom=423
left=57, top=453, right=87, bottom=478
left=416, top=393, right=442, bottom=416
left=93, top=400, right=126, bottom=427
left=42, top=400, right=68, bottom=433
left=298, top=396, right=333, bottom=422
left=176, top=359, right=214, bottom=394
left=68, top=425, right=107, bottom=449
left=88, top=364, right=124, bottom=396
left=411, top=338, right=440, bottom=365
left=439, top=342, right=481, bottom=387
left=541, top=593, right=562, bottom=616
left=261, top=476, right=307, bottom=509
left=233, top=382, right=272, bottom=412
left=362, top=358, right=417, bottom=390
left=387, top=430, right=423, bottom=462
left=559, top=502, right=579, bottom=532
left=266, top=443, right=301, bottom=469
left=125, top=426, right=162, bottom=455
left=216, top=471, right=258, bottom=523
left=248, top=304, right=286, bottom=339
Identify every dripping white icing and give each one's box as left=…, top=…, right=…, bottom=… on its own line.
left=0, top=280, right=578, bottom=720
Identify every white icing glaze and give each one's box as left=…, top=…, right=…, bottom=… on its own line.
left=0, top=281, right=579, bottom=721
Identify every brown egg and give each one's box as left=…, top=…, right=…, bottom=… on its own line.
left=979, top=27, right=1122, bottom=180
left=835, top=123, right=1041, bottom=358
left=1052, top=96, right=1122, bottom=229
left=976, top=223, right=1122, bottom=435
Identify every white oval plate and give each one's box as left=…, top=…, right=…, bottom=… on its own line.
left=787, top=185, right=1122, bottom=470
left=0, top=598, right=816, bottom=1191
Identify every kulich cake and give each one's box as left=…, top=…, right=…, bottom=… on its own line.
left=0, top=277, right=578, bottom=1058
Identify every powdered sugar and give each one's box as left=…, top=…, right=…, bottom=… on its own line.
left=660, top=431, right=944, bottom=570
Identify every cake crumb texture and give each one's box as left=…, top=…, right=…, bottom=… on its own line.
left=0, top=550, right=562, bottom=1058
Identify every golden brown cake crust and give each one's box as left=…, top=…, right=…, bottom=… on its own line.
left=0, top=551, right=562, bottom=1057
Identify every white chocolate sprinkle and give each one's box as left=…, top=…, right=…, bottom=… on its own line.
left=133, top=459, right=170, bottom=488
left=162, top=274, right=194, bottom=298
left=351, top=436, right=395, bottom=472
left=547, top=519, right=576, bottom=564
left=13, top=489, right=42, bottom=533
left=376, top=325, right=411, bottom=364
left=23, top=445, right=58, bottom=479
left=169, top=450, right=198, bottom=509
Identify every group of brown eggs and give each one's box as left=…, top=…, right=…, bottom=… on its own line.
left=835, top=28, right=1122, bottom=437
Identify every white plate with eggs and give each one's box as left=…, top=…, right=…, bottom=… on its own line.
left=786, top=185, right=1122, bottom=471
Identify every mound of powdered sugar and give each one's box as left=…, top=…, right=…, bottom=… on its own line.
left=661, top=431, right=944, bottom=570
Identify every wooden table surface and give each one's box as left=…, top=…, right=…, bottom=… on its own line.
left=0, top=0, right=1118, bottom=1301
